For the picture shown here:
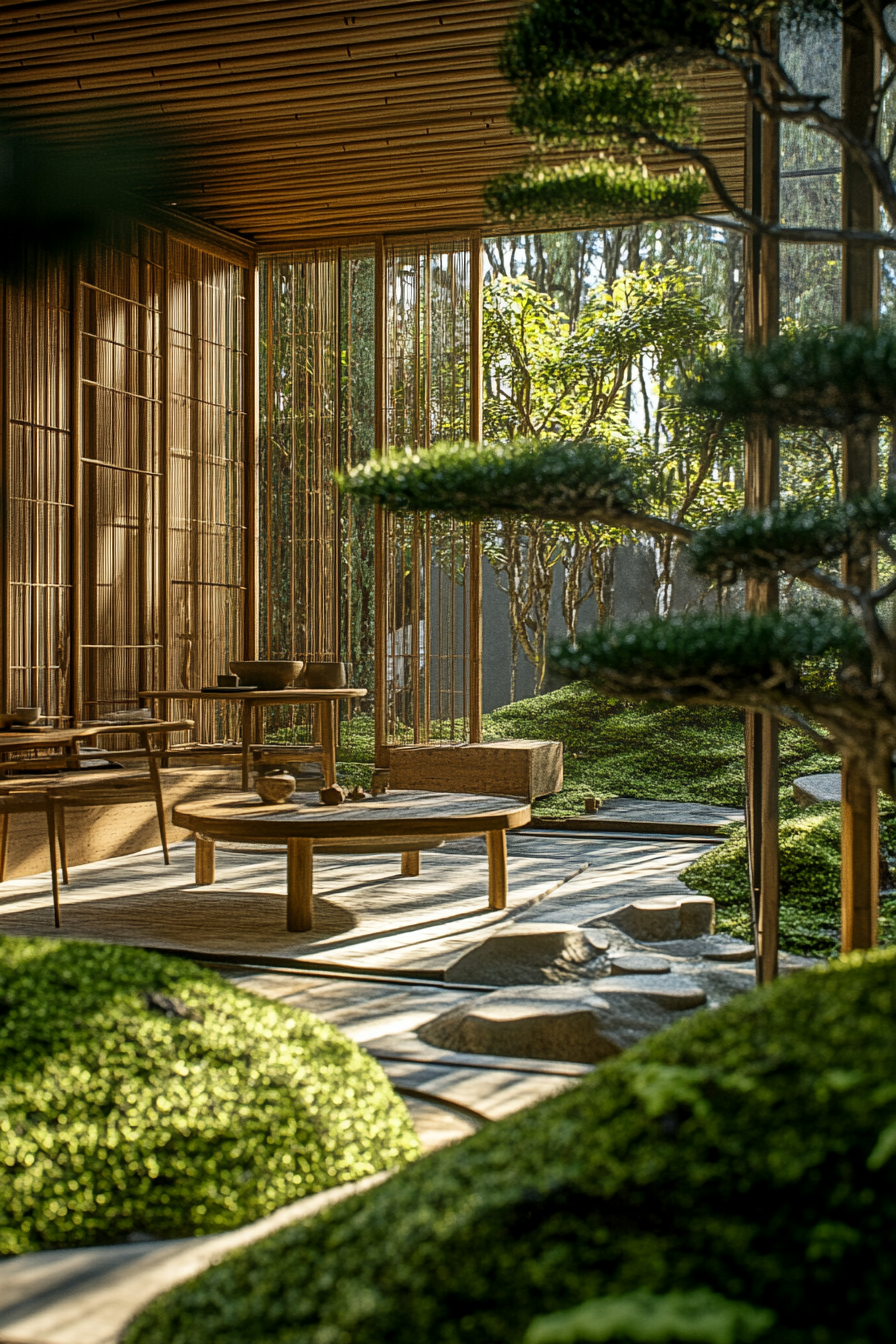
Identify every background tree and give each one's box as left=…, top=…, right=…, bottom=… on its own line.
left=482, top=258, right=743, bottom=693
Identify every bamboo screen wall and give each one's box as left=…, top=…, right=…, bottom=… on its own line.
left=380, top=237, right=477, bottom=746
left=1, top=218, right=251, bottom=735
left=258, top=236, right=480, bottom=753
left=258, top=247, right=376, bottom=707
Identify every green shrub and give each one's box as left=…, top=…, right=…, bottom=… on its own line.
left=525, top=1290, right=775, bottom=1344
left=682, top=806, right=896, bottom=957
left=126, top=951, right=896, bottom=1344
left=0, top=937, right=419, bottom=1254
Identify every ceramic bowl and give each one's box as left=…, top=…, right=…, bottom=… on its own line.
left=229, top=660, right=304, bottom=690
left=302, top=661, right=348, bottom=689
left=254, top=771, right=296, bottom=804
left=9, top=706, right=41, bottom=725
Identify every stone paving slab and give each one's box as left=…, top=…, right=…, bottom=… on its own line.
left=0, top=1174, right=391, bottom=1344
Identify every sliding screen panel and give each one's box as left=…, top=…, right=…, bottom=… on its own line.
left=80, top=222, right=164, bottom=716
left=258, top=247, right=376, bottom=728
left=3, top=255, right=73, bottom=721
left=167, top=236, right=248, bottom=742
left=380, top=236, right=475, bottom=746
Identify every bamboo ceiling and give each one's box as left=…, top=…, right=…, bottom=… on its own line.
left=0, top=0, right=747, bottom=248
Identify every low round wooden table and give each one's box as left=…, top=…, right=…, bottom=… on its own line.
left=172, top=790, right=532, bottom=932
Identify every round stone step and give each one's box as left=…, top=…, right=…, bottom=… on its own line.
left=593, top=974, right=707, bottom=1010
left=609, top=954, right=671, bottom=976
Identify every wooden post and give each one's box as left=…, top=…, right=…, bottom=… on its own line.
left=468, top=231, right=484, bottom=744
left=195, top=834, right=216, bottom=886
left=486, top=828, right=508, bottom=910
left=373, top=236, right=390, bottom=769
left=287, top=836, right=314, bottom=931
left=841, top=3, right=880, bottom=950
left=743, top=33, right=781, bottom=983
left=400, top=849, right=421, bottom=876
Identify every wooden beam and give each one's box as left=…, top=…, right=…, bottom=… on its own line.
left=743, top=29, right=780, bottom=984
left=840, top=1, right=880, bottom=951
left=468, top=231, right=483, bottom=745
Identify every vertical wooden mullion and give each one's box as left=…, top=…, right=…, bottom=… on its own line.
left=374, top=236, right=390, bottom=766
left=743, top=29, right=781, bottom=984
left=841, top=3, right=880, bottom=950
left=0, top=273, right=8, bottom=715
left=245, top=247, right=259, bottom=661
left=468, top=231, right=483, bottom=743
left=70, top=256, right=84, bottom=725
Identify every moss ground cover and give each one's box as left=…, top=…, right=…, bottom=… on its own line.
left=0, top=937, right=418, bottom=1254
left=682, top=806, right=896, bottom=957
left=126, top=950, right=896, bottom=1344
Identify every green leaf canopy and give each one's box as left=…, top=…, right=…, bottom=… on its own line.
left=485, top=161, right=706, bottom=227
left=690, top=492, right=896, bottom=584
left=337, top=438, right=644, bottom=525
left=685, top=324, right=896, bottom=429
left=550, top=609, right=870, bottom=697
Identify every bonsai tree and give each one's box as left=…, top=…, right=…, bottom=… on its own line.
left=340, top=0, right=896, bottom=962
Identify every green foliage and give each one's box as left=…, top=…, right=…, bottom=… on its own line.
left=483, top=684, right=757, bottom=809
left=485, top=160, right=706, bottom=228
left=690, top=492, right=896, bottom=583
left=126, top=950, right=896, bottom=1344
left=683, top=804, right=896, bottom=957
left=550, top=609, right=869, bottom=698
left=687, top=324, right=896, bottom=430
left=338, top=438, right=639, bottom=524
left=525, top=1290, right=775, bottom=1344
left=0, top=938, right=418, bottom=1254
left=499, top=0, right=840, bottom=87
left=498, top=1, right=729, bottom=85
left=509, top=68, right=700, bottom=152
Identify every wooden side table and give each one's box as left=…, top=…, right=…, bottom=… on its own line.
left=139, top=688, right=368, bottom=790
left=172, top=790, right=531, bottom=932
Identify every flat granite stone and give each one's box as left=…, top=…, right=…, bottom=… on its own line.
left=609, top=953, right=671, bottom=975
left=419, top=984, right=680, bottom=1064
left=595, top=896, right=715, bottom=942
left=591, top=974, right=706, bottom=1010
left=793, top=773, right=841, bottom=806
left=446, top=924, right=609, bottom=986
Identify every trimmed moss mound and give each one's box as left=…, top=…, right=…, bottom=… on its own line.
left=481, top=684, right=832, bottom=814
left=126, top=952, right=896, bottom=1344
left=0, top=937, right=419, bottom=1254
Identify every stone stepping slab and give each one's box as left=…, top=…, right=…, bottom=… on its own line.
left=531, top=796, right=743, bottom=838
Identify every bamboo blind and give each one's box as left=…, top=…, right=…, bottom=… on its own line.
left=0, top=1, right=747, bottom=247
left=0, top=217, right=252, bottom=732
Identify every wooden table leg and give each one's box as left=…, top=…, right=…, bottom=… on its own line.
left=241, top=700, right=251, bottom=791
left=401, top=850, right=421, bottom=876
left=287, top=837, right=314, bottom=931
left=320, top=700, right=336, bottom=788
left=196, top=835, right=216, bottom=886
left=486, top=829, right=508, bottom=910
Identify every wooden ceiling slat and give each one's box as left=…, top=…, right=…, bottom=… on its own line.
left=0, top=0, right=746, bottom=246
